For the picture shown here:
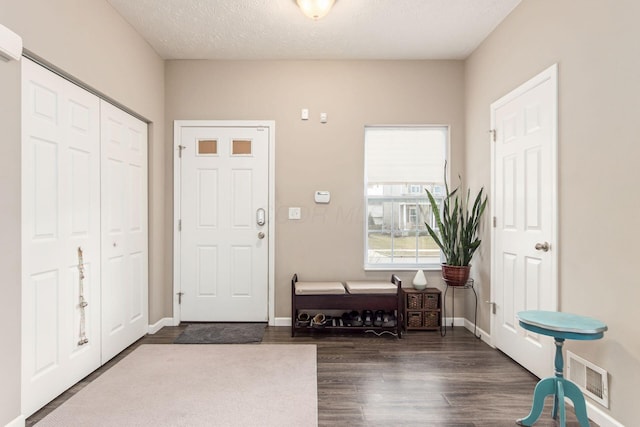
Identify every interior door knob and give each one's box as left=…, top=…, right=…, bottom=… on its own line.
left=535, top=242, right=550, bottom=252
left=258, top=232, right=265, bottom=239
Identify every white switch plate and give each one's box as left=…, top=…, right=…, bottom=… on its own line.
left=301, top=109, right=309, bottom=120
left=320, top=112, right=327, bottom=123
left=288, top=207, right=301, bottom=220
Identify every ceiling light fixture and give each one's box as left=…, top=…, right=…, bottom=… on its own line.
left=296, top=0, right=336, bottom=20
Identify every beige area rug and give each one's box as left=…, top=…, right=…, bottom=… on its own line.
left=37, top=344, right=317, bottom=427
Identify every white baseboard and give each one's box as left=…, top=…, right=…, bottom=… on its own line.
left=463, top=318, right=491, bottom=344
left=585, top=402, right=624, bottom=427
left=442, top=316, right=466, bottom=327
left=4, top=414, right=25, bottom=427
left=586, top=402, right=624, bottom=427
left=442, top=317, right=490, bottom=344
left=274, top=317, right=292, bottom=327
left=147, top=317, right=174, bottom=334
left=563, top=398, right=624, bottom=427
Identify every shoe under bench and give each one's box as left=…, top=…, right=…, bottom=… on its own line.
left=290, top=273, right=403, bottom=338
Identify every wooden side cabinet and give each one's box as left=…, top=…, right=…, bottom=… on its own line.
left=401, top=287, right=442, bottom=331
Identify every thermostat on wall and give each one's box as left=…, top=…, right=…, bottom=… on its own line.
left=314, top=191, right=330, bottom=204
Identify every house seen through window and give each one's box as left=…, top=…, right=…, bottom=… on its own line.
left=364, top=126, right=448, bottom=269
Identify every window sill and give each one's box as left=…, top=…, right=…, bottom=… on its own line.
left=364, top=265, right=442, bottom=272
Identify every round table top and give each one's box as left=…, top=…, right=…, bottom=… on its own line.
left=517, top=310, right=607, bottom=336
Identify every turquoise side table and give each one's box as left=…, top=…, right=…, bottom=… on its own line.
left=516, top=310, right=607, bottom=427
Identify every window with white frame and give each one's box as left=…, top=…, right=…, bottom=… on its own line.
left=364, top=126, right=448, bottom=269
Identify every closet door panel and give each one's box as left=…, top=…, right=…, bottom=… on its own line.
left=69, top=149, right=92, bottom=235
left=101, top=100, right=148, bottom=363
left=22, top=59, right=102, bottom=417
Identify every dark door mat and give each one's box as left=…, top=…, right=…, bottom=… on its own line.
left=174, top=323, right=267, bottom=344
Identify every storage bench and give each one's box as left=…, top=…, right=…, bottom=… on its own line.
left=291, top=273, right=402, bottom=337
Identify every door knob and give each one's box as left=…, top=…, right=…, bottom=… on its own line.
left=535, top=242, right=550, bottom=252
left=258, top=232, right=265, bottom=239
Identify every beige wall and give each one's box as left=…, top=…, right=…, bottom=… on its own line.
left=166, top=60, right=466, bottom=317
left=465, top=0, right=640, bottom=423
left=0, top=0, right=165, bottom=423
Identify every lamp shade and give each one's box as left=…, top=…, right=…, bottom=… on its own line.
left=296, top=0, right=336, bottom=20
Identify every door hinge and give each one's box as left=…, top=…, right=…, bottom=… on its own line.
left=493, top=216, right=497, bottom=228
left=178, top=219, right=182, bottom=231
left=178, top=145, right=186, bottom=158
left=489, top=129, right=496, bottom=142
left=177, top=292, right=184, bottom=304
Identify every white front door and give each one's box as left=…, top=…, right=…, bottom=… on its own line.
left=21, top=58, right=102, bottom=416
left=176, top=124, right=270, bottom=322
left=491, top=64, right=558, bottom=379
left=100, top=101, right=149, bottom=362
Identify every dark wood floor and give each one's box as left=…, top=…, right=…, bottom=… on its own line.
left=28, top=326, right=593, bottom=426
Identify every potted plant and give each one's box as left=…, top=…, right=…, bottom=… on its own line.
left=424, top=164, right=488, bottom=286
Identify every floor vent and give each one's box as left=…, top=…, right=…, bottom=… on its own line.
left=566, top=351, right=609, bottom=408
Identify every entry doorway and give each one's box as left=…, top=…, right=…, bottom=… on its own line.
left=173, top=121, right=275, bottom=324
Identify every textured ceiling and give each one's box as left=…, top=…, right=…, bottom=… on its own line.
left=107, top=0, right=522, bottom=60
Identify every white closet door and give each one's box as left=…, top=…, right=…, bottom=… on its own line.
left=100, top=100, right=148, bottom=363
left=21, top=58, right=102, bottom=416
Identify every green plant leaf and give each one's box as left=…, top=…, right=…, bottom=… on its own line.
left=425, top=161, right=488, bottom=266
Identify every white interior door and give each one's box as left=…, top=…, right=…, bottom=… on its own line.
left=491, top=64, right=558, bottom=379
left=177, top=125, right=269, bottom=322
left=21, top=58, right=102, bottom=416
left=101, top=101, right=148, bottom=362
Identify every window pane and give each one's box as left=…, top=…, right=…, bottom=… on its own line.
left=232, top=139, right=252, bottom=155
left=417, top=204, right=441, bottom=263
left=367, top=200, right=384, bottom=231
left=198, top=139, right=217, bottom=155
left=364, top=126, right=447, bottom=269
left=367, top=232, right=391, bottom=265
left=366, top=198, right=441, bottom=266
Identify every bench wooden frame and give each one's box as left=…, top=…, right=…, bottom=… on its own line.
left=291, top=273, right=403, bottom=338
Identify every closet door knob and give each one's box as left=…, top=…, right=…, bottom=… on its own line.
left=535, top=242, right=550, bottom=252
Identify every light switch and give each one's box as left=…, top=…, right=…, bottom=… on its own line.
left=320, top=112, right=327, bottom=123
left=288, top=207, right=301, bottom=220
left=301, top=109, right=309, bottom=120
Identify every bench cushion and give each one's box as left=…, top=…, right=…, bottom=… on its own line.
left=295, top=281, right=346, bottom=295
left=344, top=281, right=397, bottom=295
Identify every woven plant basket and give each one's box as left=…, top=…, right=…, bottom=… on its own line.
left=407, top=294, right=422, bottom=309
left=407, top=312, right=423, bottom=328
left=441, top=264, right=471, bottom=286
left=424, top=312, right=439, bottom=327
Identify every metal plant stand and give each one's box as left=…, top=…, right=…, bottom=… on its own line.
left=441, top=278, right=479, bottom=338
